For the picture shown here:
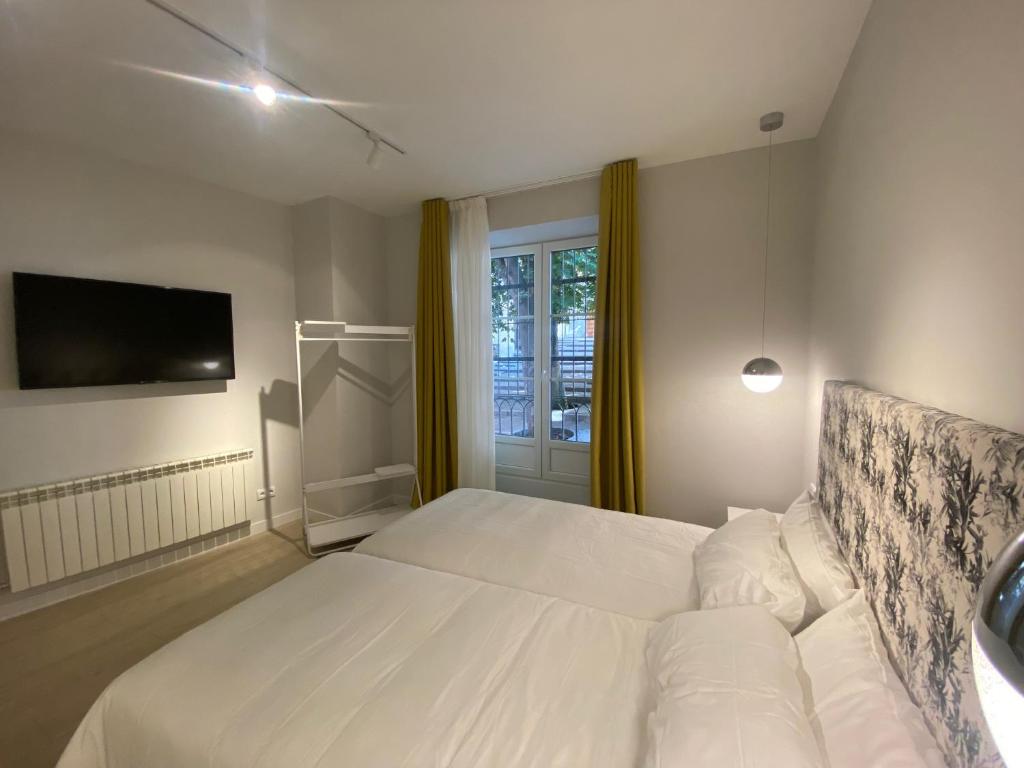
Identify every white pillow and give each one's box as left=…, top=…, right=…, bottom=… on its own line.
left=727, top=505, right=783, bottom=523
left=694, top=510, right=806, bottom=631
left=645, top=606, right=824, bottom=768
left=796, top=591, right=944, bottom=768
left=781, top=491, right=857, bottom=620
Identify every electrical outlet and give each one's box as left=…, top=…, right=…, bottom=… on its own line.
left=268, top=486, right=277, bottom=498
left=256, top=488, right=267, bottom=501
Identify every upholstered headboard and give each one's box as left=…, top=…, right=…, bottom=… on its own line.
left=817, top=381, right=1024, bottom=768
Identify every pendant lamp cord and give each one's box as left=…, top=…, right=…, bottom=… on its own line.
left=761, top=129, right=773, bottom=359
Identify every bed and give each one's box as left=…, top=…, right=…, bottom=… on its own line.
left=355, top=488, right=712, bottom=620
left=59, top=553, right=654, bottom=768
left=57, top=381, right=1024, bottom=768
left=58, top=492, right=707, bottom=768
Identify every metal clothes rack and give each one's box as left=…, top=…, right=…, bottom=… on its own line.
left=294, top=320, right=422, bottom=556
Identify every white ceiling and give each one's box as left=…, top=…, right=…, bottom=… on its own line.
left=0, top=0, right=870, bottom=216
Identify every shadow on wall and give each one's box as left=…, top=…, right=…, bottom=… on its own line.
left=279, top=342, right=414, bottom=524
left=300, top=341, right=411, bottom=409
left=337, top=355, right=410, bottom=405
left=0, top=380, right=226, bottom=409
left=258, top=379, right=299, bottom=526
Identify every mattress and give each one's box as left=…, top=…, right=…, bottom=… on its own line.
left=58, top=552, right=653, bottom=768
left=356, top=488, right=712, bottom=620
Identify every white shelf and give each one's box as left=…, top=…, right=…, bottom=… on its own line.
left=295, top=315, right=421, bottom=555
left=298, top=320, right=412, bottom=342
left=345, top=324, right=409, bottom=336
left=307, top=504, right=410, bottom=547
left=304, top=463, right=416, bottom=494
left=373, top=463, right=416, bottom=479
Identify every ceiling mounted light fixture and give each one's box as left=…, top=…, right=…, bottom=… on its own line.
left=252, top=82, right=277, bottom=107
left=246, top=58, right=277, bottom=107
left=366, top=132, right=383, bottom=169
left=139, top=0, right=406, bottom=156
left=742, top=111, right=784, bottom=394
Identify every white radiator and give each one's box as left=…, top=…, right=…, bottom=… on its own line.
left=1, top=449, right=254, bottom=593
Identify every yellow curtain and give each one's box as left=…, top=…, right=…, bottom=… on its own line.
left=415, top=198, right=458, bottom=504
left=591, top=159, right=646, bottom=514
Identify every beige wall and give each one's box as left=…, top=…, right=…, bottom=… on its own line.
left=383, top=142, right=817, bottom=526
left=804, top=0, right=1024, bottom=477
left=0, top=130, right=300, bottom=526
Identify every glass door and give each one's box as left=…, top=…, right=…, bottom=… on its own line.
left=541, top=238, right=596, bottom=484
left=491, top=237, right=597, bottom=487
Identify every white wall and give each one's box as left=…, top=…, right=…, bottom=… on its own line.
left=328, top=198, right=394, bottom=486
left=292, top=198, right=342, bottom=506
left=384, top=211, right=420, bottom=468
left=804, top=0, right=1024, bottom=477
left=486, top=177, right=600, bottom=232
left=0, top=130, right=300, bottom=530
left=293, top=196, right=406, bottom=516
left=383, top=142, right=816, bottom=526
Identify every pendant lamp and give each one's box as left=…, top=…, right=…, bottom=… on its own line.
left=742, top=111, right=784, bottom=394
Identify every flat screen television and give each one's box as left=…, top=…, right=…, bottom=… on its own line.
left=13, top=272, right=235, bottom=389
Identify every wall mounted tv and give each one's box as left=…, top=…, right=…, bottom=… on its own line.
left=13, top=272, right=235, bottom=390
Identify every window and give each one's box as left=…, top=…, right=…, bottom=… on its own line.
left=491, top=250, right=535, bottom=438
left=548, top=245, right=596, bottom=444
left=491, top=237, right=597, bottom=486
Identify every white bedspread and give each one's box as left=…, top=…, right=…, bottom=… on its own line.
left=58, top=553, right=653, bottom=768
left=356, top=488, right=711, bottom=620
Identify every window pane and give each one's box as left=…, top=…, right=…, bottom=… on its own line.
left=549, top=246, right=596, bottom=443
left=492, top=253, right=535, bottom=437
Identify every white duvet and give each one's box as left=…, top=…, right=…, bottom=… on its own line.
left=356, top=489, right=712, bottom=620
left=58, top=553, right=653, bottom=768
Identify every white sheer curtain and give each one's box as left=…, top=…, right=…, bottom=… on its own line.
left=449, top=197, right=495, bottom=489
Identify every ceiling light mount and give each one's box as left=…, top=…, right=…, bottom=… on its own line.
left=760, top=111, right=784, bottom=133
left=365, top=132, right=383, bottom=169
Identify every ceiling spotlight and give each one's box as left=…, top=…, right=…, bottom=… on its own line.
left=139, top=1, right=406, bottom=157
left=366, top=133, right=383, bottom=169
left=253, top=83, right=277, bottom=107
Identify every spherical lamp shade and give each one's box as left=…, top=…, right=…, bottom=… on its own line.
left=972, top=528, right=1024, bottom=766
left=741, top=357, right=783, bottom=393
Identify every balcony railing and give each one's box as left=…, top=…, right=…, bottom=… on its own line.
left=494, top=393, right=591, bottom=443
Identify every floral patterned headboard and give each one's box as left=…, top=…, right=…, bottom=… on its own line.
left=817, top=381, right=1024, bottom=768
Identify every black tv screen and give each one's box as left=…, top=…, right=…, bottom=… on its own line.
left=13, top=272, right=235, bottom=389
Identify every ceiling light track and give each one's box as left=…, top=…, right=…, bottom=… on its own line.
left=140, top=0, right=406, bottom=156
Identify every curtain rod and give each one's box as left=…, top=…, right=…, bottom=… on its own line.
left=140, top=0, right=406, bottom=155
left=448, top=168, right=602, bottom=203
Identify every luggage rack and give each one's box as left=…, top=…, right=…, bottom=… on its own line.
left=294, top=321, right=423, bottom=556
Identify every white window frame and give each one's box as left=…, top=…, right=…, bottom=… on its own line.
left=492, top=236, right=597, bottom=488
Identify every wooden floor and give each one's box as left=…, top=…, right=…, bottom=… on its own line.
left=0, top=523, right=311, bottom=768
